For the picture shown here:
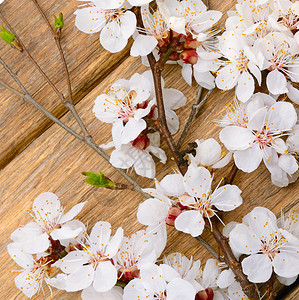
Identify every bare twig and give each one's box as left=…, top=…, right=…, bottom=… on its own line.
left=196, top=236, right=218, bottom=259
left=31, top=0, right=91, bottom=138
left=0, top=57, right=149, bottom=199
left=224, top=163, right=238, bottom=185
left=0, top=9, right=90, bottom=138
left=147, top=53, right=188, bottom=175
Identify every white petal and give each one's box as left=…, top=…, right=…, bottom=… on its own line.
left=60, top=251, right=90, bottom=274
left=100, top=21, right=128, bottom=53
left=93, top=261, right=118, bottom=292
left=229, top=223, right=261, bottom=254
left=287, top=83, right=299, bottom=104
left=165, top=109, right=180, bottom=134
left=184, top=165, right=212, bottom=198
left=105, top=227, right=124, bottom=258
left=219, top=126, right=255, bottom=150
left=182, top=64, right=193, bottom=86
left=233, top=143, right=263, bottom=172
left=194, top=70, right=215, bottom=90
left=194, top=138, right=221, bottom=166
left=217, top=269, right=235, bottom=289
left=122, top=118, right=147, bottom=144
left=211, top=184, right=242, bottom=211
left=51, top=225, right=82, bottom=241
left=163, top=88, right=187, bottom=110
left=266, top=69, right=288, bottom=95
left=32, top=192, right=61, bottom=225
left=15, top=270, right=40, bottom=298
left=7, top=243, right=33, bottom=269
left=166, top=278, right=196, bottom=300
left=131, top=34, right=157, bottom=57
left=133, top=151, right=156, bottom=178
left=119, top=11, right=136, bottom=39
left=242, top=254, right=273, bottom=283
left=110, top=145, right=136, bottom=169
left=65, top=265, right=94, bottom=292
left=75, top=7, right=106, bottom=34
left=236, top=71, right=255, bottom=102
left=90, top=221, right=112, bottom=248
left=278, top=154, right=298, bottom=175
left=82, top=286, right=123, bottom=300
left=175, top=210, right=205, bottom=237
left=137, top=198, right=170, bottom=226
left=158, top=173, right=185, bottom=197
left=277, top=275, right=298, bottom=286
left=267, top=102, right=297, bottom=132
left=215, top=64, right=239, bottom=91
left=273, top=250, right=299, bottom=278
left=59, top=201, right=86, bottom=224
left=160, top=264, right=180, bottom=282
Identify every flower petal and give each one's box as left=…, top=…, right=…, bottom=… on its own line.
left=175, top=210, right=205, bottom=237
left=93, top=261, right=118, bottom=292
left=65, top=265, right=94, bottom=292
left=242, top=254, right=273, bottom=283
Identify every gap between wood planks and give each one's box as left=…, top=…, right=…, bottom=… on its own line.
left=0, top=48, right=130, bottom=170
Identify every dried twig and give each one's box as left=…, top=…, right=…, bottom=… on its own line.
left=0, top=57, right=148, bottom=198
left=224, top=163, right=239, bottom=185
left=147, top=53, right=188, bottom=175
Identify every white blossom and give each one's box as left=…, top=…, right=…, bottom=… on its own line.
left=189, top=138, right=232, bottom=169
left=7, top=243, right=52, bottom=298
left=81, top=285, right=123, bottom=300
left=75, top=2, right=136, bottom=53
left=10, top=192, right=86, bottom=254
left=219, top=98, right=297, bottom=174
left=123, top=263, right=196, bottom=300
left=229, top=207, right=299, bottom=283
left=59, top=221, right=123, bottom=293
left=216, top=31, right=262, bottom=102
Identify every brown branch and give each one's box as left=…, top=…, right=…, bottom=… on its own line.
left=0, top=57, right=149, bottom=199
left=211, top=218, right=260, bottom=299
left=224, top=163, right=239, bottom=185
left=147, top=53, right=188, bottom=175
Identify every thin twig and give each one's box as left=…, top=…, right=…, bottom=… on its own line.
left=224, top=163, right=238, bottom=185
left=196, top=236, right=218, bottom=259
left=0, top=57, right=149, bottom=199
left=32, top=0, right=91, bottom=138
left=0, top=9, right=90, bottom=138
left=147, top=53, right=188, bottom=175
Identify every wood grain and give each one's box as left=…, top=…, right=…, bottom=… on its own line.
left=0, top=0, right=298, bottom=299
left=0, top=0, right=130, bottom=170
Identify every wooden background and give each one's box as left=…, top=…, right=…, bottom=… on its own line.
left=0, top=0, right=298, bottom=299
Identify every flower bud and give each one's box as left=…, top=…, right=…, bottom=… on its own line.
left=131, top=134, right=150, bottom=150
left=53, top=13, right=64, bottom=37
left=0, top=25, right=23, bottom=52
left=180, top=49, right=198, bottom=65
left=165, top=206, right=182, bottom=226
left=196, top=288, right=214, bottom=300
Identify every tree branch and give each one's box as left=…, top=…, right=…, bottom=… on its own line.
left=0, top=57, right=149, bottom=199
left=147, top=53, right=188, bottom=175
left=211, top=218, right=260, bottom=299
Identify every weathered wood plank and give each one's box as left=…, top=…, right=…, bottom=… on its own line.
left=0, top=0, right=130, bottom=170
left=0, top=53, right=298, bottom=299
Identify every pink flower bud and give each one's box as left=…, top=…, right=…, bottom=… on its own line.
left=196, top=288, right=214, bottom=300
left=165, top=206, right=182, bottom=226
left=180, top=49, right=198, bottom=65
left=131, top=134, right=150, bottom=150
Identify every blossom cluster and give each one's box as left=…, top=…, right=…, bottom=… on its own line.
left=7, top=192, right=250, bottom=299
left=94, top=70, right=186, bottom=178
left=217, top=92, right=299, bottom=187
